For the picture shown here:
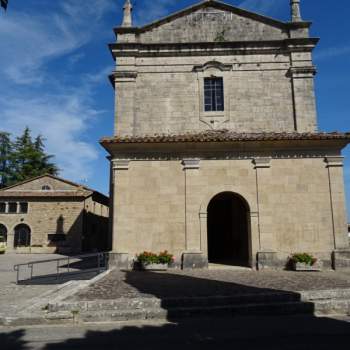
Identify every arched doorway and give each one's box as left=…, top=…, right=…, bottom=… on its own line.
left=14, top=224, right=31, bottom=248
left=0, top=224, right=7, bottom=243
left=207, top=192, right=250, bottom=267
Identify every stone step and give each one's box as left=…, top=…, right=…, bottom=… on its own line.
left=48, top=292, right=301, bottom=313
left=3, top=298, right=350, bottom=326
left=313, top=299, right=350, bottom=316
left=300, top=288, right=350, bottom=301
left=78, top=301, right=315, bottom=323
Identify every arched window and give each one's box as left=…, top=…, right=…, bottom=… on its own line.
left=14, top=224, right=31, bottom=247
left=0, top=224, right=7, bottom=243
left=42, top=185, right=51, bottom=191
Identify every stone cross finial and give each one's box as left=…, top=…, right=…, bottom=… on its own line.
left=122, top=0, right=133, bottom=27
left=291, top=0, right=302, bottom=22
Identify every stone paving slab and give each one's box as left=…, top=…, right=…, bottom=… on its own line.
left=0, top=253, right=105, bottom=317
left=69, top=269, right=350, bottom=301
left=0, top=254, right=65, bottom=315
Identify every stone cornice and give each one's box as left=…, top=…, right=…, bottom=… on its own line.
left=109, top=38, right=319, bottom=58
left=288, top=66, right=317, bottom=77
left=112, top=159, right=130, bottom=170
left=253, top=158, right=271, bottom=169
left=182, top=158, right=201, bottom=170
left=109, top=71, right=138, bottom=88
left=325, top=156, right=344, bottom=168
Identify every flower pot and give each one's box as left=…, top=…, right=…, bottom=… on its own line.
left=293, top=261, right=323, bottom=271
left=140, top=263, right=168, bottom=271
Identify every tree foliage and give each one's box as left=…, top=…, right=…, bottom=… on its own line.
left=0, top=127, right=59, bottom=188
left=1, top=1, right=8, bottom=11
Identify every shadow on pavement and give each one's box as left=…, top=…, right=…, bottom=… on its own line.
left=1, top=271, right=350, bottom=349
left=17, top=269, right=105, bottom=285
left=1, top=315, right=350, bottom=350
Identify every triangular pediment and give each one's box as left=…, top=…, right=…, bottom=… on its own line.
left=137, top=0, right=288, bottom=43
left=1, top=174, right=87, bottom=192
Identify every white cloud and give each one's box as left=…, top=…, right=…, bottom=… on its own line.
left=0, top=1, right=115, bottom=183
left=0, top=88, right=101, bottom=181
left=314, top=45, right=350, bottom=61
left=0, top=0, right=114, bottom=84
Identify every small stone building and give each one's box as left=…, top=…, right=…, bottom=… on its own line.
left=0, top=174, right=109, bottom=254
left=101, top=0, right=350, bottom=269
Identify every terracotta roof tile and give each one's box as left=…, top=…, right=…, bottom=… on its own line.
left=100, top=130, right=350, bottom=144
left=0, top=191, right=90, bottom=198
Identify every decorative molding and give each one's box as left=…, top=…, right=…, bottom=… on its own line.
left=108, top=151, right=341, bottom=162
left=288, top=66, right=317, bottom=78
left=109, top=71, right=138, bottom=87
left=182, top=158, right=201, bottom=170
left=325, top=156, right=344, bottom=168
left=253, top=158, right=271, bottom=169
left=110, top=38, right=319, bottom=59
left=193, top=60, right=233, bottom=72
left=112, top=159, right=130, bottom=170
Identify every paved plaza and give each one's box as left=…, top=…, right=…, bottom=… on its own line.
left=0, top=253, right=65, bottom=316
left=0, top=253, right=101, bottom=317
left=69, top=269, right=350, bottom=301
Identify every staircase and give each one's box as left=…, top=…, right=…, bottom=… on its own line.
left=42, top=288, right=350, bottom=324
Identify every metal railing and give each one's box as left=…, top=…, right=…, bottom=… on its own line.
left=14, top=252, right=107, bottom=284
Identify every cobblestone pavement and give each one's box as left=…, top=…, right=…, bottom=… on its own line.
left=70, top=269, right=350, bottom=301
left=0, top=253, right=68, bottom=315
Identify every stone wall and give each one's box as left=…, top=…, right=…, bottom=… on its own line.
left=112, top=161, right=186, bottom=259
left=111, top=154, right=349, bottom=268
left=0, top=196, right=110, bottom=254
left=0, top=199, right=84, bottom=253
left=114, top=52, right=317, bottom=136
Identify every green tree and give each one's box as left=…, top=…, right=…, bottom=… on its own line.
left=1, top=1, right=8, bottom=11
left=0, top=131, right=13, bottom=188
left=8, top=127, right=59, bottom=185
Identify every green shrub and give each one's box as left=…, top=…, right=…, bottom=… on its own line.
left=137, top=251, right=174, bottom=265
left=290, top=253, right=317, bottom=266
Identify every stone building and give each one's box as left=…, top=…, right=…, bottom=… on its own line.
left=0, top=174, right=109, bottom=254
left=101, top=0, right=350, bottom=269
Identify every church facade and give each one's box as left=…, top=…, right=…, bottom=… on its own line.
left=101, top=0, right=350, bottom=269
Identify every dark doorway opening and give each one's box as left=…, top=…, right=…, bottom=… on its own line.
left=14, top=224, right=31, bottom=248
left=207, top=192, right=250, bottom=267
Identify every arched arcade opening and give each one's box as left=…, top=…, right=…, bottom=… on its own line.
left=14, top=224, right=31, bottom=248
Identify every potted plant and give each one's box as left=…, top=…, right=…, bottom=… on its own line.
left=289, top=253, right=322, bottom=271
left=136, top=251, right=174, bottom=271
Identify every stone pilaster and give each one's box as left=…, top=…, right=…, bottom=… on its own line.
left=113, top=71, right=137, bottom=136
left=6, top=232, right=15, bottom=252
left=288, top=66, right=317, bottom=132
left=253, top=158, right=274, bottom=252
left=182, top=159, right=203, bottom=258
left=111, top=159, right=130, bottom=255
left=325, top=156, right=348, bottom=250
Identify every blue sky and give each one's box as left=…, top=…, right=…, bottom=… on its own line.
left=0, top=0, right=349, bottom=218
